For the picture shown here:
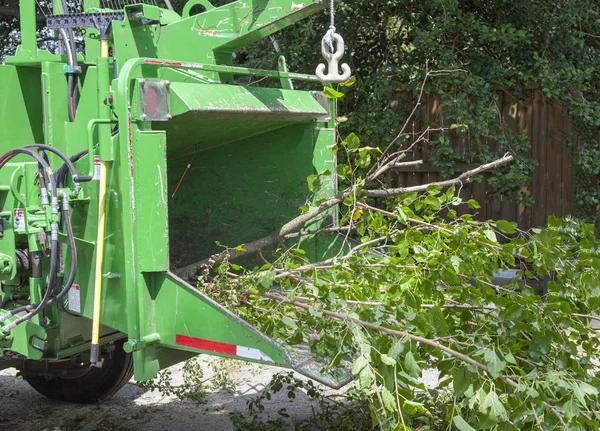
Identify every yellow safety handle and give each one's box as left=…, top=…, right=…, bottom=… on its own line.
left=90, top=38, right=109, bottom=365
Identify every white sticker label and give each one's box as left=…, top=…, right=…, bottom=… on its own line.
left=68, top=284, right=81, bottom=313
left=93, top=155, right=101, bottom=180
left=13, top=209, right=25, bottom=230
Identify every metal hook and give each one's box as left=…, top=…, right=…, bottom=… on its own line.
left=315, top=33, right=351, bottom=84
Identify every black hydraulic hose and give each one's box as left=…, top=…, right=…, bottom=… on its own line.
left=55, top=149, right=89, bottom=187
left=58, top=16, right=79, bottom=122
left=0, top=146, right=77, bottom=329
left=0, top=297, right=11, bottom=310
left=24, top=144, right=81, bottom=183
left=0, top=198, right=76, bottom=326
left=67, top=75, right=75, bottom=122
left=0, top=147, right=60, bottom=325
left=0, top=148, right=57, bottom=195
left=70, top=35, right=79, bottom=115
left=0, top=165, right=60, bottom=325
left=5, top=238, right=58, bottom=329
left=60, top=0, right=78, bottom=85
left=47, top=205, right=77, bottom=305
left=0, top=294, right=29, bottom=310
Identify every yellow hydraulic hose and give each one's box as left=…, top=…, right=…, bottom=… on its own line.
left=90, top=38, right=109, bottom=365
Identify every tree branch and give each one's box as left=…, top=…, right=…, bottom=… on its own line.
left=362, top=154, right=514, bottom=198
left=175, top=153, right=514, bottom=281
left=253, top=290, right=566, bottom=426
left=175, top=190, right=352, bottom=280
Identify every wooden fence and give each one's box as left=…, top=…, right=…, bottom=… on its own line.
left=389, top=89, right=577, bottom=229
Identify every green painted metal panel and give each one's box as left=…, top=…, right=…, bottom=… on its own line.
left=169, top=82, right=325, bottom=116
left=0, top=66, right=44, bottom=147
left=133, top=132, right=169, bottom=272
left=152, top=0, right=320, bottom=69
left=128, top=272, right=293, bottom=380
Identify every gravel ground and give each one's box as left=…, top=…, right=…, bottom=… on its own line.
left=0, top=357, right=441, bottom=431
left=0, top=358, right=343, bottom=431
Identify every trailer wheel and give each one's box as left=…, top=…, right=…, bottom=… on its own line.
left=23, top=339, right=134, bottom=404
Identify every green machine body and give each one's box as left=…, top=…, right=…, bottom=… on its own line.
left=0, top=0, right=345, bottom=402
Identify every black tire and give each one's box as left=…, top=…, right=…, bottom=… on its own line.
left=23, top=339, right=134, bottom=403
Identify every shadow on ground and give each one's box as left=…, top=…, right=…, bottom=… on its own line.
left=0, top=362, right=333, bottom=431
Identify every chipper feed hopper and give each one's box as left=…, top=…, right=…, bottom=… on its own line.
left=0, top=0, right=343, bottom=402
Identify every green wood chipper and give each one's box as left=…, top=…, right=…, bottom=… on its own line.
left=0, top=0, right=349, bottom=402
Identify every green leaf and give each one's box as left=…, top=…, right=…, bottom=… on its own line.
left=259, top=270, right=276, bottom=289
left=336, top=163, right=352, bottom=179
left=431, top=307, right=449, bottom=336
left=395, top=207, right=408, bottom=223
left=578, top=381, right=598, bottom=397
left=469, top=387, right=486, bottom=410
left=340, top=76, right=356, bottom=87
left=444, top=184, right=456, bottom=200
left=450, top=255, right=461, bottom=272
left=484, top=349, right=506, bottom=379
left=323, top=86, right=344, bottom=99
left=307, top=306, right=322, bottom=318
left=424, top=195, right=442, bottom=210
left=573, top=381, right=598, bottom=408
left=404, top=351, right=421, bottom=378
left=453, top=416, right=477, bottom=431
left=467, top=199, right=481, bottom=209
left=342, top=133, right=361, bottom=151
left=496, top=423, right=518, bottom=431
left=480, top=390, right=508, bottom=421
left=503, top=351, right=517, bottom=365
left=526, top=387, right=540, bottom=399
left=562, top=397, right=581, bottom=419
left=427, top=184, right=442, bottom=195
left=358, top=365, right=375, bottom=389
left=502, top=304, right=522, bottom=321
left=380, top=354, right=396, bottom=366
left=351, top=355, right=369, bottom=375
left=496, top=220, right=516, bottom=234
left=452, top=367, right=471, bottom=397
left=280, top=316, right=297, bottom=329
left=484, top=229, right=498, bottom=242
left=381, top=387, right=396, bottom=412
left=357, top=148, right=372, bottom=168
left=402, top=399, right=424, bottom=414
left=388, top=340, right=405, bottom=359
left=306, top=174, right=318, bottom=191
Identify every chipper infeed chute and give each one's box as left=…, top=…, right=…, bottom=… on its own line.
left=0, top=0, right=352, bottom=401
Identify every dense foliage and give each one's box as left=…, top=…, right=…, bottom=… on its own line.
left=201, top=151, right=600, bottom=429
